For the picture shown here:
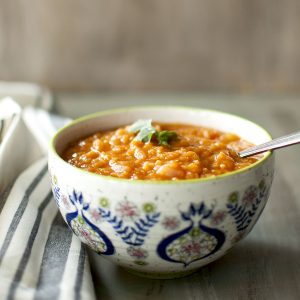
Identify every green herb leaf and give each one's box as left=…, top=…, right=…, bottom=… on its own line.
left=128, top=119, right=178, bottom=146
left=157, top=130, right=178, bottom=146
left=136, top=126, right=156, bottom=143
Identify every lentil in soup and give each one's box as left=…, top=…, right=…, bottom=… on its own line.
left=62, top=123, right=260, bottom=180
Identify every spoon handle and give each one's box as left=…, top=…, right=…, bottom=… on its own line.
left=238, top=131, right=300, bottom=158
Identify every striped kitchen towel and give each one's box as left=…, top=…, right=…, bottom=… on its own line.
left=0, top=104, right=96, bottom=300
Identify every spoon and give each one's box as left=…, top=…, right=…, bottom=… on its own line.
left=238, top=131, right=300, bottom=158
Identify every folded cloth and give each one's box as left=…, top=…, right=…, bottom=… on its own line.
left=0, top=98, right=43, bottom=199
left=0, top=81, right=53, bottom=110
left=0, top=98, right=21, bottom=144
left=0, top=102, right=96, bottom=300
left=0, top=80, right=53, bottom=198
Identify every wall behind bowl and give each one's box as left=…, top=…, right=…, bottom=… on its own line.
left=0, top=0, right=300, bottom=92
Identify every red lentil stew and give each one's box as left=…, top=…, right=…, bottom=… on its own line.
left=62, top=122, right=260, bottom=180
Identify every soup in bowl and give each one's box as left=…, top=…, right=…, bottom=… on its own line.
left=48, top=106, right=274, bottom=278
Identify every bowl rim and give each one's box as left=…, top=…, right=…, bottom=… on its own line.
left=49, top=105, right=273, bottom=185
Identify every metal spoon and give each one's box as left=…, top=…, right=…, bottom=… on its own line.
left=238, top=131, right=300, bottom=158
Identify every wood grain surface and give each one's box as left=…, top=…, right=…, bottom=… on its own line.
left=1, top=1, right=300, bottom=92
left=57, top=94, right=300, bottom=300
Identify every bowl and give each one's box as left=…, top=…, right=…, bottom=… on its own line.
left=48, top=106, right=274, bottom=279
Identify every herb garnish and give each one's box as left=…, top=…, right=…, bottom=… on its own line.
left=128, top=119, right=178, bottom=146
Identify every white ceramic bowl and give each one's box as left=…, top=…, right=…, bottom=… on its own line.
left=48, top=106, right=274, bottom=279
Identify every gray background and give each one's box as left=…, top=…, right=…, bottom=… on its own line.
left=1, top=0, right=300, bottom=92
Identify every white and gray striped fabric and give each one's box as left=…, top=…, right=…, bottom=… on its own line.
left=0, top=104, right=96, bottom=300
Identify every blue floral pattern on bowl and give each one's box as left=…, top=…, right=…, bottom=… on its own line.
left=53, top=188, right=115, bottom=255
left=51, top=174, right=273, bottom=269
left=157, top=203, right=225, bottom=266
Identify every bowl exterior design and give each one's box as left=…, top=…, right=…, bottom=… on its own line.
left=49, top=153, right=274, bottom=277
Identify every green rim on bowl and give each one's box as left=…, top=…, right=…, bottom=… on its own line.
left=50, top=106, right=273, bottom=185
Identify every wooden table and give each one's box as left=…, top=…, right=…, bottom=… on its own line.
left=57, top=93, right=300, bottom=300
